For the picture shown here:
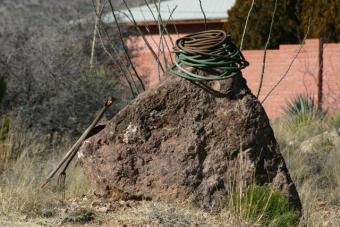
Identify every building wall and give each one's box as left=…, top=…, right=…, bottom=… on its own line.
left=127, top=34, right=340, bottom=119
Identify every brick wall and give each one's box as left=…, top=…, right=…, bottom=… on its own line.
left=127, top=36, right=340, bottom=119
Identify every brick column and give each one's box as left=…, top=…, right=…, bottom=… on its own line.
left=317, top=38, right=324, bottom=110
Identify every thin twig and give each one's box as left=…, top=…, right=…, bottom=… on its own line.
left=152, top=0, right=173, bottom=68
left=108, top=0, right=146, bottom=91
left=138, top=7, right=161, bottom=48
left=142, top=0, right=176, bottom=47
left=143, top=0, right=158, bottom=22
left=91, top=0, right=138, bottom=96
left=90, top=0, right=101, bottom=68
left=97, top=22, right=138, bottom=97
left=150, top=0, right=176, bottom=61
left=167, top=5, right=179, bottom=38
left=198, top=0, right=207, bottom=30
left=141, top=2, right=177, bottom=65
left=157, top=0, right=165, bottom=81
left=240, top=0, right=255, bottom=50
left=161, top=6, right=178, bottom=65
left=118, top=9, right=169, bottom=74
left=256, top=0, right=277, bottom=98
left=150, top=0, right=168, bottom=81
left=122, top=0, right=165, bottom=74
left=261, top=19, right=311, bottom=104
left=161, top=7, right=177, bottom=47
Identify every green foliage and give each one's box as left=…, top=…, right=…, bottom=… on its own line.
left=232, top=185, right=298, bottom=226
left=0, top=117, right=11, bottom=141
left=231, top=185, right=298, bottom=226
left=225, top=0, right=301, bottom=49
left=0, top=78, right=6, bottom=103
left=284, top=94, right=318, bottom=116
left=283, top=94, right=323, bottom=130
left=300, top=0, right=340, bottom=42
left=285, top=113, right=322, bottom=131
left=225, top=0, right=340, bottom=49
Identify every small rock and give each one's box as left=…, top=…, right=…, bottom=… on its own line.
left=61, top=210, right=95, bottom=225
left=41, top=209, right=54, bottom=218
left=91, top=201, right=101, bottom=207
left=96, top=206, right=108, bottom=213
left=300, top=129, right=339, bottom=153
left=19, top=215, right=28, bottom=221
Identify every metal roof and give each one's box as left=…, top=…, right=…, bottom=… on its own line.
left=102, top=0, right=236, bottom=25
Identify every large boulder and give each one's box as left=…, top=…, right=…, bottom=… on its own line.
left=78, top=75, right=302, bottom=214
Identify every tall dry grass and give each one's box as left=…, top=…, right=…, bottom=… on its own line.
left=0, top=126, right=298, bottom=226
left=273, top=111, right=340, bottom=226
left=0, top=128, right=91, bottom=221
left=1, top=112, right=339, bottom=226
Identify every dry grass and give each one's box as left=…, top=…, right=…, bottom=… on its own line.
left=104, top=201, right=237, bottom=226
left=273, top=111, right=340, bottom=226
left=0, top=129, right=91, bottom=224
left=0, top=129, right=295, bottom=226
left=1, top=112, right=340, bottom=226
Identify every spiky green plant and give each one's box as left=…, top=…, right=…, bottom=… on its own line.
left=283, top=94, right=324, bottom=130
left=231, top=185, right=298, bottom=226
left=284, top=94, right=319, bottom=116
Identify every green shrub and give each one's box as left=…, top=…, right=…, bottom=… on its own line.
left=284, top=94, right=319, bottom=116
left=232, top=185, right=298, bottom=226
left=283, top=94, right=324, bottom=130
left=0, top=117, right=11, bottom=141
left=0, top=78, right=6, bottom=103
left=285, top=113, right=322, bottom=131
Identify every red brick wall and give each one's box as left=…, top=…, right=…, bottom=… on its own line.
left=323, top=43, right=340, bottom=111
left=243, top=39, right=321, bottom=118
left=127, top=36, right=340, bottom=119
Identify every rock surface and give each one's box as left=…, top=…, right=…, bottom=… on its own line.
left=300, top=128, right=340, bottom=153
left=79, top=75, right=302, bottom=214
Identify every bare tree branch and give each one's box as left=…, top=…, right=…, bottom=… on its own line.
left=141, top=1, right=177, bottom=63
left=256, top=0, right=277, bottom=98
left=157, top=1, right=166, bottom=81
left=90, top=0, right=101, bottom=68
left=261, top=19, right=312, bottom=104
left=167, top=5, right=179, bottom=38
left=122, top=0, right=165, bottom=74
left=240, top=0, right=255, bottom=50
left=91, top=0, right=138, bottom=96
left=107, top=0, right=145, bottom=91
left=97, top=22, right=138, bottom=97
left=198, top=0, right=207, bottom=30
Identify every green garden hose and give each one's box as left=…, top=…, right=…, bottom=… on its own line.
left=170, top=30, right=249, bottom=81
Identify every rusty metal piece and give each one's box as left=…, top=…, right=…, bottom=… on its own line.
left=40, top=96, right=114, bottom=189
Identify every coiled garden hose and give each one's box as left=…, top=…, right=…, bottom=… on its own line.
left=170, top=30, right=249, bottom=81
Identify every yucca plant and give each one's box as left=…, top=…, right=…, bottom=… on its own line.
left=284, top=94, right=319, bottom=116
left=283, top=94, right=324, bottom=130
